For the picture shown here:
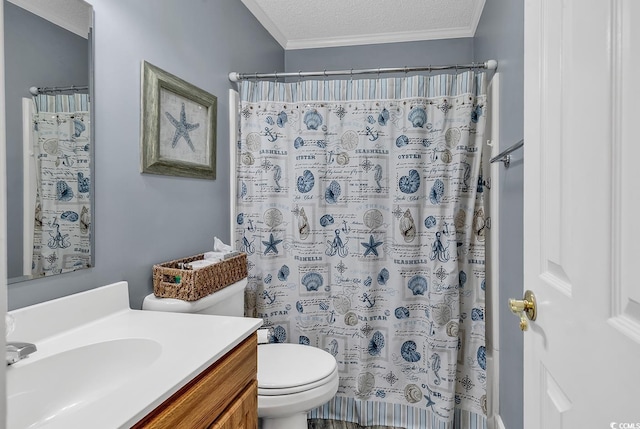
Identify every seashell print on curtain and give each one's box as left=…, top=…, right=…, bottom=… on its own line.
left=236, top=71, right=487, bottom=429
left=31, top=94, right=91, bottom=276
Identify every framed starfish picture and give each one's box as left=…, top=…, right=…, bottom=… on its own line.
left=140, top=61, right=217, bottom=179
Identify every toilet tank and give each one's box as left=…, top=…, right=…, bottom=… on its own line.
left=142, top=278, right=246, bottom=317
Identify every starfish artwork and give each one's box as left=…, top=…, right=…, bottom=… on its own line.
left=262, top=233, right=283, bottom=255
left=361, top=234, right=383, bottom=257
left=165, top=102, right=200, bottom=152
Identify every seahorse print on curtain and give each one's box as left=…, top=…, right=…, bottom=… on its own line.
left=236, top=72, right=487, bottom=429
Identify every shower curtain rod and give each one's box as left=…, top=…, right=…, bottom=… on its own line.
left=228, top=59, right=498, bottom=82
left=29, top=85, right=88, bottom=95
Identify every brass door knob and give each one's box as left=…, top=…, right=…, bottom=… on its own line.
left=508, top=290, right=537, bottom=331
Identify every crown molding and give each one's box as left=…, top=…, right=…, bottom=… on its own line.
left=285, top=27, right=476, bottom=50
left=240, top=0, right=288, bottom=49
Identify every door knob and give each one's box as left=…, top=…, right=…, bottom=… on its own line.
left=508, top=290, right=537, bottom=331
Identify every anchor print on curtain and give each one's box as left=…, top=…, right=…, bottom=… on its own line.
left=236, top=71, right=487, bottom=428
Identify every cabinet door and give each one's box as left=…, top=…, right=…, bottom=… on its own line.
left=134, top=335, right=257, bottom=429
left=208, top=380, right=258, bottom=429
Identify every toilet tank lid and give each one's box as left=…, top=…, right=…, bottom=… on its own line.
left=142, top=278, right=247, bottom=313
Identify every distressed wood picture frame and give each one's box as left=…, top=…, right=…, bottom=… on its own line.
left=141, top=61, right=217, bottom=179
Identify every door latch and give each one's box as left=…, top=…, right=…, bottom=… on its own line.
left=508, top=290, right=537, bottom=331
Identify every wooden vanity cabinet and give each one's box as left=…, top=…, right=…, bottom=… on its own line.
left=133, top=333, right=258, bottom=429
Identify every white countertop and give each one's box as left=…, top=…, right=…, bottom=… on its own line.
left=6, top=281, right=262, bottom=428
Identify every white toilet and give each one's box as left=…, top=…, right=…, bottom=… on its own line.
left=142, top=279, right=339, bottom=429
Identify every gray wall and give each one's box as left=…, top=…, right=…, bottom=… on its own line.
left=285, top=38, right=474, bottom=74
left=7, top=0, right=284, bottom=310
left=474, top=1, right=524, bottom=428
left=4, top=1, right=89, bottom=279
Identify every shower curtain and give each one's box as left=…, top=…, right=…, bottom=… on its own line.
left=31, top=93, right=91, bottom=276
left=236, top=71, right=487, bottom=428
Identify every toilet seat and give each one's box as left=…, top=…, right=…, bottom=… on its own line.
left=257, top=343, right=338, bottom=396
left=258, top=366, right=338, bottom=396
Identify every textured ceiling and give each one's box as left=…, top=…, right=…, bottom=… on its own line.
left=241, top=0, right=486, bottom=50
left=8, top=0, right=92, bottom=38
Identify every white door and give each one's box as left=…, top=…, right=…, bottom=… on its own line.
left=523, top=0, right=640, bottom=428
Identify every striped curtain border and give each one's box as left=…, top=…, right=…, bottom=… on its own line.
left=308, top=397, right=486, bottom=429
left=34, top=94, right=90, bottom=113
left=240, top=71, right=486, bottom=103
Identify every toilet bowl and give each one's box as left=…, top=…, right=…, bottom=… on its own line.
left=257, top=343, right=339, bottom=429
left=142, top=279, right=339, bottom=429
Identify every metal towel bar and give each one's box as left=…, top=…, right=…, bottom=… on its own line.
left=490, top=139, right=524, bottom=167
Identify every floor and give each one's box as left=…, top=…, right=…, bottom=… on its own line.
left=308, top=420, right=404, bottom=429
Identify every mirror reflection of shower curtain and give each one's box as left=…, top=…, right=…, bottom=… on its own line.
left=236, top=72, right=488, bottom=428
left=31, top=94, right=91, bottom=277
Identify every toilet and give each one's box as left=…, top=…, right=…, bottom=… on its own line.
left=142, top=278, right=339, bottom=429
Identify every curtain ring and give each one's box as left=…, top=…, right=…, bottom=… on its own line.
left=298, top=70, right=302, bottom=82
left=377, top=67, right=381, bottom=79
left=274, top=71, right=278, bottom=82
left=254, top=72, right=258, bottom=81
left=324, top=69, right=328, bottom=80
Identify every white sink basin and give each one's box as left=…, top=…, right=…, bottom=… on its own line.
left=6, top=281, right=262, bottom=428
left=8, top=338, right=162, bottom=428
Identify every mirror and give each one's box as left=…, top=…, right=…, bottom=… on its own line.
left=4, top=0, right=94, bottom=283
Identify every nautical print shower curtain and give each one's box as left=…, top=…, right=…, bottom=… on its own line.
left=31, top=94, right=91, bottom=276
left=236, top=71, right=487, bottom=428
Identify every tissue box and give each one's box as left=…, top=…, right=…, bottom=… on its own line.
left=152, top=253, right=247, bottom=301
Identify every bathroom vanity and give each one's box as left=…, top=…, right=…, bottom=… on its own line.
left=6, top=281, right=262, bottom=429
left=133, top=334, right=258, bottom=428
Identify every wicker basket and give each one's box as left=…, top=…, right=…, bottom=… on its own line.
left=152, top=253, right=247, bottom=301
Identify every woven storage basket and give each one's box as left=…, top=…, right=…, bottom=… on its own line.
left=153, top=253, right=247, bottom=301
